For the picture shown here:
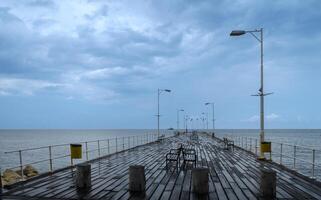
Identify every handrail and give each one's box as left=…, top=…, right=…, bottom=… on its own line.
left=220, top=134, right=321, bottom=179
left=1, top=132, right=170, bottom=185
left=4, top=133, right=154, bottom=154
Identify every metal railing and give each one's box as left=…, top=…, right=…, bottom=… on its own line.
left=1, top=132, right=170, bottom=183
left=223, top=135, right=321, bottom=180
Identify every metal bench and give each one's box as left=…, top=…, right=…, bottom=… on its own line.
left=158, top=134, right=165, bottom=142
left=182, top=148, right=197, bottom=168
left=223, top=137, right=234, bottom=150
left=166, top=148, right=181, bottom=171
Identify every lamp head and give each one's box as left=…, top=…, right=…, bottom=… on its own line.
left=164, top=89, right=171, bottom=92
left=230, top=30, right=246, bottom=36
left=205, top=102, right=210, bottom=105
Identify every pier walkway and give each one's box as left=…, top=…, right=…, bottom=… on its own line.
left=2, top=133, right=321, bottom=199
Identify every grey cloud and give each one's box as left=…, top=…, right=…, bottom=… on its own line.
left=26, top=0, right=56, bottom=8
left=84, top=5, right=108, bottom=20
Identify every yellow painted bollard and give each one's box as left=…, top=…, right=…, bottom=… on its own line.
left=261, top=142, right=272, bottom=160
left=70, top=144, right=82, bottom=159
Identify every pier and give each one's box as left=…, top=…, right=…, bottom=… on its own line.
left=2, top=133, right=321, bottom=199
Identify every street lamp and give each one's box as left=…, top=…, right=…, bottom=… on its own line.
left=206, top=112, right=209, bottom=129
left=184, top=115, right=189, bottom=133
left=157, top=89, right=171, bottom=138
left=230, top=28, right=272, bottom=159
left=205, top=102, right=215, bottom=130
left=201, top=112, right=206, bottom=129
left=176, top=109, right=184, bottom=130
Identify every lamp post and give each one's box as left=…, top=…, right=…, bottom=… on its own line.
left=201, top=112, right=206, bottom=129
left=157, top=89, right=171, bottom=138
left=176, top=109, right=184, bottom=130
left=230, top=28, right=272, bottom=159
left=184, top=115, right=189, bottom=133
left=206, top=112, right=209, bottom=129
left=205, top=102, right=215, bottom=130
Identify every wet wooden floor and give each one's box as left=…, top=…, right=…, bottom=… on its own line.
left=2, top=133, right=321, bottom=200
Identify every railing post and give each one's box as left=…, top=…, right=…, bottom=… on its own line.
left=312, top=149, right=315, bottom=178
left=250, top=138, right=252, bottom=153
left=122, top=137, right=125, bottom=150
left=245, top=137, right=248, bottom=150
left=132, top=136, right=134, bottom=147
left=255, top=139, right=258, bottom=155
left=85, top=142, right=89, bottom=161
left=116, top=138, right=118, bottom=152
left=127, top=136, right=130, bottom=149
left=70, top=153, right=73, bottom=167
left=280, top=143, right=283, bottom=165
left=293, top=145, right=296, bottom=170
left=107, top=139, right=110, bottom=154
left=242, top=137, right=244, bottom=148
left=97, top=140, right=101, bottom=158
left=49, top=146, right=53, bottom=173
left=19, top=150, right=24, bottom=180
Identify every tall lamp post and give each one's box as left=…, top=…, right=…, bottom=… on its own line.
left=184, top=115, right=189, bottom=133
left=176, top=109, right=184, bottom=130
left=201, top=112, right=206, bottom=129
left=230, top=28, right=272, bottom=159
left=206, top=112, right=209, bottom=129
left=205, top=102, right=215, bottom=131
left=157, top=89, right=171, bottom=138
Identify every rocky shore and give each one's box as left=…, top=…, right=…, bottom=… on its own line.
left=1, top=165, right=39, bottom=186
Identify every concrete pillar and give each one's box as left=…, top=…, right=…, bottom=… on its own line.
left=76, top=164, right=91, bottom=189
left=129, top=165, right=146, bottom=192
left=192, top=168, right=209, bottom=194
left=260, top=168, right=276, bottom=199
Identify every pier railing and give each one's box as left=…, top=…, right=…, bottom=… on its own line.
left=225, top=135, right=321, bottom=180
left=2, top=132, right=170, bottom=183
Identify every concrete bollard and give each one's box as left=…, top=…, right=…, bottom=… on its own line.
left=129, top=165, right=146, bottom=192
left=260, top=168, right=276, bottom=199
left=192, top=168, right=209, bottom=194
left=76, top=163, right=91, bottom=189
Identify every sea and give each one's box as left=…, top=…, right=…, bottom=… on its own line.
left=1, top=129, right=321, bottom=180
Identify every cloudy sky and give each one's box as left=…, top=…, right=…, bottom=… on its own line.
left=0, top=0, right=321, bottom=129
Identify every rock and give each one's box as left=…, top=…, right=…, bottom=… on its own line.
left=15, top=170, right=23, bottom=176
left=2, top=169, right=22, bottom=185
left=23, top=165, right=39, bottom=178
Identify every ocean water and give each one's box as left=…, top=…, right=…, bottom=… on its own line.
left=1, top=129, right=321, bottom=180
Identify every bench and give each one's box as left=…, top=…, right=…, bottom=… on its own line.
left=158, top=134, right=165, bottom=142
left=166, top=148, right=181, bottom=171
left=182, top=148, right=197, bottom=168
left=223, top=137, right=234, bottom=150
left=190, top=133, right=199, bottom=141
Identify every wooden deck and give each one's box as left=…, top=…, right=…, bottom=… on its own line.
left=2, top=133, right=321, bottom=200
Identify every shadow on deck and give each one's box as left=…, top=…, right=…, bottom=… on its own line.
left=2, top=133, right=321, bottom=200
